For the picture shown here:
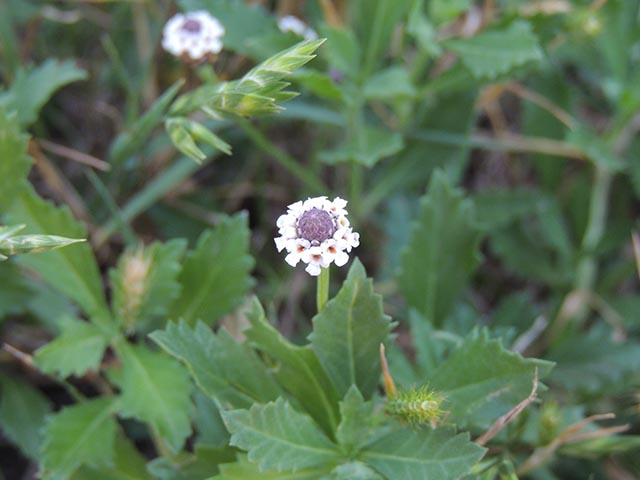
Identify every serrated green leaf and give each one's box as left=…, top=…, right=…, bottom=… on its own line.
left=71, top=433, right=152, bottom=480
left=310, top=260, right=392, bottom=398
left=548, top=325, right=640, bottom=393
left=430, top=329, right=553, bottom=428
left=41, top=398, right=117, bottom=480
left=223, top=397, right=341, bottom=472
left=0, top=374, right=51, bottom=460
left=7, top=186, right=112, bottom=329
left=110, top=239, right=186, bottom=333
left=245, top=298, right=340, bottom=434
left=332, top=462, right=383, bottom=479
left=113, top=343, right=193, bottom=453
left=34, top=316, right=109, bottom=378
left=151, top=320, right=282, bottom=408
left=445, top=21, right=543, bottom=79
left=0, top=59, right=87, bottom=127
left=336, top=386, right=375, bottom=454
left=0, top=109, right=30, bottom=212
left=169, top=213, right=254, bottom=325
left=398, top=171, right=482, bottom=326
left=361, top=427, right=485, bottom=480
left=214, top=454, right=331, bottom=479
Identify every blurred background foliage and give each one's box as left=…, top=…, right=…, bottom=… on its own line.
left=0, top=0, right=639, bottom=478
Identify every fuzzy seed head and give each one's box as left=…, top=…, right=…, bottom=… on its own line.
left=385, top=386, right=446, bottom=427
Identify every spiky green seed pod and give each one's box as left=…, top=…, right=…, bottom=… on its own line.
left=385, top=386, right=446, bottom=426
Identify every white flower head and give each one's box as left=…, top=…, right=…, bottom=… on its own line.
left=162, top=10, right=225, bottom=62
left=274, top=196, right=359, bottom=276
left=277, top=15, right=318, bottom=41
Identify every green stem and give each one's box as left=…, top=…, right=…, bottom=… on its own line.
left=316, top=266, right=330, bottom=313
left=575, top=166, right=613, bottom=295
left=236, top=117, right=324, bottom=194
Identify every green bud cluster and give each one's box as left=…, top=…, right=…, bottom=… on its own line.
left=385, top=386, right=446, bottom=426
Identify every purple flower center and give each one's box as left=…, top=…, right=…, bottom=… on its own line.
left=297, top=208, right=335, bottom=244
left=181, top=19, right=202, bottom=33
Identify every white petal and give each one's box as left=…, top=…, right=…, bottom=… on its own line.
left=334, top=250, right=349, bottom=267
left=274, top=236, right=287, bottom=252
left=285, top=251, right=301, bottom=267
left=305, top=263, right=322, bottom=276
left=277, top=213, right=296, bottom=229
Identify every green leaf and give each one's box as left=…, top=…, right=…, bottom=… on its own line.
left=320, top=127, right=404, bottom=167
left=429, top=0, right=472, bottom=24
left=332, top=462, right=383, bottom=479
left=363, top=66, right=416, bottom=100
left=430, top=329, right=553, bottom=428
left=148, top=445, right=235, bottom=480
left=193, top=391, right=230, bottom=447
left=0, top=108, right=30, bottom=212
left=110, top=240, right=186, bottom=333
left=0, top=59, right=87, bottom=127
left=398, top=171, right=482, bottom=326
left=169, top=213, right=254, bottom=326
left=445, top=21, right=543, bottom=79
left=566, top=126, right=625, bottom=172
left=34, top=317, right=109, bottom=378
left=7, top=186, right=112, bottom=328
left=548, top=325, right=640, bottom=393
left=336, top=386, right=375, bottom=454
left=41, top=398, right=117, bottom=480
left=223, top=397, right=341, bottom=472
left=71, top=433, right=152, bottom=480
left=245, top=298, right=340, bottom=434
left=318, top=25, right=361, bottom=80
left=473, top=189, right=542, bottom=230
left=361, top=427, right=485, bottom=480
left=214, top=455, right=331, bottom=479
left=109, top=80, right=183, bottom=165
left=0, top=374, right=51, bottom=460
left=150, top=320, right=282, bottom=407
left=310, top=260, right=392, bottom=398
left=292, top=69, right=343, bottom=101
left=113, top=343, right=193, bottom=453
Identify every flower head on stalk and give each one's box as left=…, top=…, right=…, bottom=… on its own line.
left=275, top=196, right=359, bottom=276
left=162, top=11, right=225, bottom=62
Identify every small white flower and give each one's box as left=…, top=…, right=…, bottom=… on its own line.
left=277, top=15, right=318, bottom=41
left=162, top=10, right=225, bottom=61
left=274, top=196, right=359, bottom=276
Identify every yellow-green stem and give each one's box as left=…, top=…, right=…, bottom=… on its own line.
left=317, top=266, right=330, bottom=313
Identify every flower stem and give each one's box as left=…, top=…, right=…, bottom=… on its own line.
left=316, top=266, right=330, bottom=313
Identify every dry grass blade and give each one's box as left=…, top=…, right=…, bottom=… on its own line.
left=379, top=343, right=397, bottom=398
left=2, top=343, right=33, bottom=367
left=518, top=412, right=629, bottom=475
left=37, top=138, right=111, bottom=172
left=632, top=232, right=640, bottom=280
left=476, top=368, right=539, bottom=446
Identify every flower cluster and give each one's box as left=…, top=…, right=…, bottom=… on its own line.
left=277, top=15, right=318, bottom=41
left=275, top=196, right=359, bottom=276
left=162, top=11, right=225, bottom=62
